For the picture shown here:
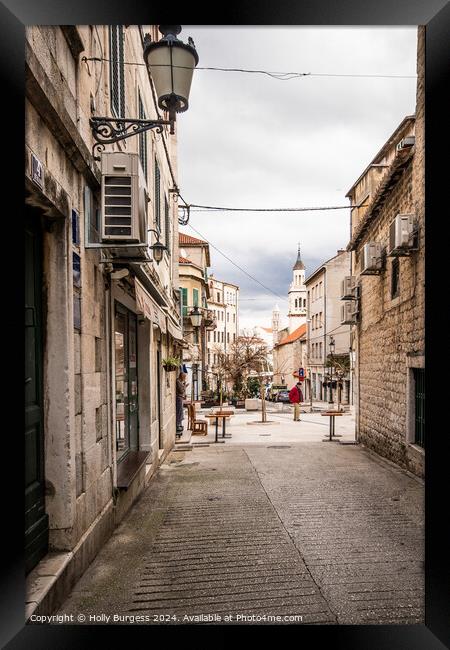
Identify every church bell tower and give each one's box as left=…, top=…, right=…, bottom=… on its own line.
left=288, top=244, right=307, bottom=333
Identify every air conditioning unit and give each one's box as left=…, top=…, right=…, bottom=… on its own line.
left=396, top=136, right=415, bottom=152
left=360, top=242, right=383, bottom=275
left=101, top=152, right=144, bottom=241
left=388, top=213, right=417, bottom=256
left=341, top=276, right=356, bottom=300
left=341, top=301, right=357, bottom=325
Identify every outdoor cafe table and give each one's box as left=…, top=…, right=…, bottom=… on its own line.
left=205, top=410, right=234, bottom=443
left=321, top=410, right=344, bottom=441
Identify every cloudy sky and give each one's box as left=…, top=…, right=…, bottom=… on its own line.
left=177, top=26, right=418, bottom=330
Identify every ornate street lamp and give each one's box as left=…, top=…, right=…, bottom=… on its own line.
left=90, top=25, right=198, bottom=159
left=147, top=228, right=166, bottom=264
left=190, top=306, right=202, bottom=328
left=143, top=25, right=199, bottom=129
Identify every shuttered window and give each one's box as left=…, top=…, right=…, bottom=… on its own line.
left=181, top=287, right=188, bottom=317
left=164, top=196, right=170, bottom=254
left=138, top=91, right=148, bottom=179
left=154, top=157, right=161, bottom=231
left=109, top=26, right=125, bottom=118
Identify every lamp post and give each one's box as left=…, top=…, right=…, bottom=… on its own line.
left=189, top=307, right=202, bottom=401
left=329, top=336, right=335, bottom=406
left=90, top=25, right=198, bottom=159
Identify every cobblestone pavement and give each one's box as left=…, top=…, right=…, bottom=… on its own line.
left=57, top=441, right=424, bottom=625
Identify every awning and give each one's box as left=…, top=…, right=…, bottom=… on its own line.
left=167, top=318, right=183, bottom=341
left=135, top=278, right=167, bottom=333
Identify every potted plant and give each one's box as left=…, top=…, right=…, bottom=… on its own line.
left=162, top=356, right=181, bottom=372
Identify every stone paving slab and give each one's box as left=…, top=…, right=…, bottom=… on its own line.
left=53, top=436, right=424, bottom=626
left=244, top=442, right=424, bottom=625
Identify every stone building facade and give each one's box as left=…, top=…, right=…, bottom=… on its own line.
left=207, top=275, right=240, bottom=392
left=346, top=28, right=425, bottom=478
left=305, top=251, right=351, bottom=404
left=272, top=324, right=308, bottom=393
left=25, top=25, right=189, bottom=614
left=178, top=233, right=216, bottom=401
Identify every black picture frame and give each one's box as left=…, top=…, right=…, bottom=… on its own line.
left=3, top=1, right=449, bottom=648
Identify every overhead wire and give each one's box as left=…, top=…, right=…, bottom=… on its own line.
left=189, top=204, right=358, bottom=213
left=185, top=223, right=289, bottom=303
left=82, top=57, right=416, bottom=80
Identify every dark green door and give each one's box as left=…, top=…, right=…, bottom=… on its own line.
left=115, top=303, right=139, bottom=460
left=25, top=207, right=48, bottom=574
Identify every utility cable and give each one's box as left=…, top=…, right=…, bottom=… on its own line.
left=83, top=57, right=416, bottom=80
left=186, top=223, right=289, bottom=303
left=189, top=204, right=357, bottom=213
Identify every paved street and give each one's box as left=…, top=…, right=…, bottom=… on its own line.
left=56, top=411, right=424, bottom=626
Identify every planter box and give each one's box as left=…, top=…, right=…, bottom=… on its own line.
left=245, top=398, right=260, bottom=411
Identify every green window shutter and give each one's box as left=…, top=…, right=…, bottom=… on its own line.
left=193, top=288, right=199, bottom=307
left=181, top=287, right=188, bottom=317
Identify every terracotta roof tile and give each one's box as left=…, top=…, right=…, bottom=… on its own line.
left=179, top=233, right=207, bottom=246
left=275, top=323, right=307, bottom=347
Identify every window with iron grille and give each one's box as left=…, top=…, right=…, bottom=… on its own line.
left=164, top=195, right=171, bottom=254
left=154, top=157, right=161, bottom=231
left=109, top=26, right=125, bottom=118
left=391, top=258, right=400, bottom=299
left=138, top=91, right=148, bottom=179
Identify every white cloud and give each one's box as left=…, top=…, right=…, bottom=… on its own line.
left=178, top=26, right=417, bottom=328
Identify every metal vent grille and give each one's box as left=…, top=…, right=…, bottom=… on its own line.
left=103, top=175, right=132, bottom=237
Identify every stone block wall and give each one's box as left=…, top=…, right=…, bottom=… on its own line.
left=355, top=28, right=425, bottom=477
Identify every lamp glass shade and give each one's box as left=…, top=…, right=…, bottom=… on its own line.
left=145, top=40, right=198, bottom=114
left=151, top=241, right=165, bottom=263
left=190, top=308, right=202, bottom=327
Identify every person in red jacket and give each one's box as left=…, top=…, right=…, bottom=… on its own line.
left=289, top=382, right=303, bottom=421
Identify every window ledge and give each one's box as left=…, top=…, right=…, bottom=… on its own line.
left=408, top=443, right=425, bottom=456
left=116, top=451, right=150, bottom=490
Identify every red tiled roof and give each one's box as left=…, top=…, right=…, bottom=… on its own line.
left=179, top=256, right=203, bottom=272
left=275, top=323, right=307, bottom=347
left=179, top=233, right=207, bottom=246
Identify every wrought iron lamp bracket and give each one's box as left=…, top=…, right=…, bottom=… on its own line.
left=90, top=116, right=172, bottom=160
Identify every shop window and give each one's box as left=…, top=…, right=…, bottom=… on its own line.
left=114, top=303, right=139, bottom=461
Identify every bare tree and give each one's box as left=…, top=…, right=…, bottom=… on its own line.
left=215, top=335, right=270, bottom=421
